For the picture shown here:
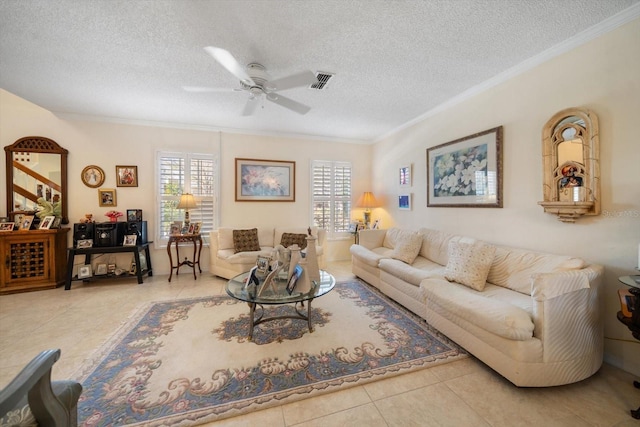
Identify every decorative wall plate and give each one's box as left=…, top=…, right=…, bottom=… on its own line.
left=81, top=165, right=105, bottom=188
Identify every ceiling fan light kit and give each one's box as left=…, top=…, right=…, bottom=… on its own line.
left=194, top=46, right=318, bottom=116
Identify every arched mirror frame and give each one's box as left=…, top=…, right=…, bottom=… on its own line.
left=5, top=136, right=69, bottom=224
left=538, top=107, right=600, bottom=222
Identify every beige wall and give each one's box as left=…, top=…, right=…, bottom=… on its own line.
left=372, top=19, right=640, bottom=375
left=0, top=91, right=369, bottom=275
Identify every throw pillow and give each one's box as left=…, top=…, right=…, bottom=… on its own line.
left=232, top=228, right=261, bottom=253
left=280, top=233, right=308, bottom=249
left=390, top=231, right=423, bottom=264
left=445, top=241, right=496, bottom=291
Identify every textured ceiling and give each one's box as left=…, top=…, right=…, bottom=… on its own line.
left=1, top=0, right=638, bottom=143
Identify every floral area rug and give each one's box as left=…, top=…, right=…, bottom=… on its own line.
left=75, top=279, right=467, bottom=426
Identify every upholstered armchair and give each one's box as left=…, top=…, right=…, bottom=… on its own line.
left=0, top=349, right=82, bottom=427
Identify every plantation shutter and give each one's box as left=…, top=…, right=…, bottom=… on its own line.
left=311, top=160, right=352, bottom=238
left=157, top=151, right=218, bottom=245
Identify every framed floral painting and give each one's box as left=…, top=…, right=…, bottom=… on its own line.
left=235, top=158, right=295, bottom=202
left=427, top=126, right=503, bottom=208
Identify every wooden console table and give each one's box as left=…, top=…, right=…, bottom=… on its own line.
left=167, top=234, right=202, bottom=282
left=617, top=275, right=640, bottom=419
left=65, top=242, right=153, bottom=290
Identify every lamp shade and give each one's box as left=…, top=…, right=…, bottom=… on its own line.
left=177, top=193, right=197, bottom=210
left=357, top=191, right=378, bottom=209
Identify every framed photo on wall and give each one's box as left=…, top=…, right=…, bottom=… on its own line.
left=116, top=165, right=138, bottom=187
left=399, top=165, right=411, bottom=187
left=235, top=158, right=295, bottom=202
left=398, top=194, right=412, bottom=210
left=81, top=165, right=105, bottom=188
left=426, top=126, right=503, bottom=208
left=98, top=188, right=117, bottom=207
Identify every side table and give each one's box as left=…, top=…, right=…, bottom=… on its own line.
left=167, top=233, right=203, bottom=282
left=617, top=275, right=640, bottom=419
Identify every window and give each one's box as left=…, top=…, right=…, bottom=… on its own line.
left=311, top=160, right=352, bottom=238
left=156, top=151, right=218, bottom=245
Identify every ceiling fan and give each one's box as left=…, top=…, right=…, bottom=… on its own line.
left=184, top=46, right=318, bottom=116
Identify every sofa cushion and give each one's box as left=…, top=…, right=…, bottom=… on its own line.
left=382, top=227, right=423, bottom=249
left=233, top=228, right=261, bottom=253
left=280, top=232, right=308, bottom=249
left=487, top=246, right=586, bottom=295
left=421, top=278, right=535, bottom=341
left=390, top=231, right=423, bottom=264
left=379, top=256, right=446, bottom=286
left=445, top=241, right=496, bottom=291
left=350, top=244, right=393, bottom=267
left=417, top=228, right=459, bottom=266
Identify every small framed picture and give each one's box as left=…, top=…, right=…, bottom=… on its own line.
left=98, top=188, right=117, bottom=207
left=116, top=165, right=138, bottom=187
left=188, top=223, right=196, bottom=234
left=123, top=234, right=138, bottom=246
left=0, top=222, right=15, bottom=232
left=81, top=165, right=105, bottom=188
left=77, top=239, right=93, bottom=248
left=50, top=217, right=62, bottom=229
left=78, top=265, right=93, bottom=279
left=95, top=263, right=108, bottom=276
left=399, top=194, right=412, bottom=210
left=372, top=219, right=381, bottom=229
left=399, top=165, right=412, bottom=187
left=193, top=221, right=202, bottom=235
left=170, top=222, right=182, bottom=235
left=19, top=215, right=34, bottom=230
left=127, top=209, right=143, bottom=222
left=107, top=263, right=116, bottom=274
left=129, top=259, right=137, bottom=275
left=14, top=213, right=24, bottom=227
left=256, top=256, right=270, bottom=276
left=39, top=215, right=55, bottom=229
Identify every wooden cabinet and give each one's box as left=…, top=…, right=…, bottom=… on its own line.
left=0, top=228, right=69, bottom=294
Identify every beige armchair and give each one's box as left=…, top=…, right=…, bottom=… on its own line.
left=0, top=349, right=82, bottom=427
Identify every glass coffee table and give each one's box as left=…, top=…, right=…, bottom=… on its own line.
left=226, top=269, right=336, bottom=340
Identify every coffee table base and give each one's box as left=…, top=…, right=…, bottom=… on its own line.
left=247, top=300, right=313, bottom=341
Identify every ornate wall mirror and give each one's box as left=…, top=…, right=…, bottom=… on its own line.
left=538, top=108, right=600, bottom=222
left=5, top=136, right=69, bottom=224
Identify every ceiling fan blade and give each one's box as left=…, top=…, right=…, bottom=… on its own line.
left=267, top=93, right=311, bottom=115
left=267, top=70, right=318, bottom=91
left=204, top=46, right=254, bottom=85
left=183, top=86, right=240, bottom=93
left=242, top=96, right=260, bottom=116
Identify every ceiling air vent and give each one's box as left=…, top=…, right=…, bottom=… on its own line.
left=309, top=72, right=334, bottom=90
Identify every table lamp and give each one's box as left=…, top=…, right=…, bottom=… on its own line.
left=177, top=193, right=197, bottom=228
left=357, top=191, right=378, bottom=228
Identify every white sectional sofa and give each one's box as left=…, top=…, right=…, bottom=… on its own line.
left=350, top=227, right=604, bottom=387
left=210, top=227, right=326, bottom=279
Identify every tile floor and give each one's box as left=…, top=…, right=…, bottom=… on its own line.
left=1, top=261, right=638, bottom=426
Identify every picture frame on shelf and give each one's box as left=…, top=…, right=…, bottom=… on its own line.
left=399, top=165, right=412, bottom=187
left=427, top=126, right=503, bottom=208
left=170, top=222, right=182, bottom=235
left=78, top=265, right=93, bottom=279
left=116, top=165, right=138, bottom=187
left=50, top=217, right=62, bottom=229
left=98, top=188, right=117, bottom=207
left=127, top=209, right=143, bottom=222
left=193, top=221, right=202, bottom=235
left=0, top=222, right=15, bottom=232
left=95, top=263, right=108, bottom=276
left=235, top=158, right=295, bottom=202
left=77, top=239, right=93, bottom=248
left=398, top=194, right=412, bottom=210
left=123, top=234, right=137, bottom=246
left=38, top=215, right=55, bottom=229
left=19, top=215, right=34, bottom=230
left=129, top=259, right=137, bottom=275
left=14, top=214, right=24, bottom=228
left=81, top=165, right=105, bottom=188
left=188, top=222, right=196, bottom=234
